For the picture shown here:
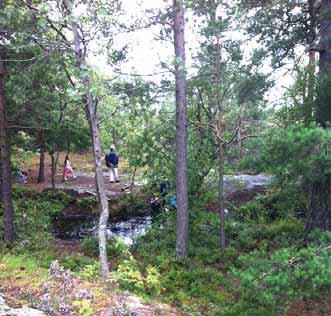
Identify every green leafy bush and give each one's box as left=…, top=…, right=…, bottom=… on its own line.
left=60, top=255, right=96, bottom=272
left=80, top=237, right=129, bottom=259
left=144, top=265, right=162, bottom=295
left=72, top=299, right=93, bottom=316
left=77, top=262, right=100, bottom=281
left=131, top=210, right=229, bottom=310
left=42, top=189, right=72, bottom=206
left=110, top=257, right=145, bottom=293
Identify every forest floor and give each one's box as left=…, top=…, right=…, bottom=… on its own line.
left=1, top=152, right=190, bottom=316
left=4, top=153, right=330, bottom=316
left=0, top=280, right=189, bottom=316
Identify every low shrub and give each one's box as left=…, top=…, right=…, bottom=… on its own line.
left=76, top=197, right=97, bottom=212
left=0, top=188, right=70, bottom=256
left=236, top=202, right=265, bottom=222
left=105, top=298, right=140, bottom=316
left=38, top=260, right=94, bottom=316
left=77, top=262, right=100, bottom=281
left=110, top=257, right=145, bottom=293
left=255, top=184, right=307, bottom=221
left=80, top=237, right=99, bottom=257
left=145, top=265, right=162, bottom=296
left=80, top=237, right=129, bottom=259
left=60, top=255, right=96, bottom=272
left=223, top=231, right=331, bottom=316
left=228, top=219, right=304, bottom=252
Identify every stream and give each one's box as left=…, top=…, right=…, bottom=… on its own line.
left=53, top=174, right=272, bottom=245
left=53, top=214, right=153, bottom=245
left=80, top=216, right=152, bottom=245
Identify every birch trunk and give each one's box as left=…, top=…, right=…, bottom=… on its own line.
left=130, top=166, right=137, bottom=193
left=71, top=22, right=110, bottom=278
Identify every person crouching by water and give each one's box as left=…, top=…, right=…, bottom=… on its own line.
left=63, top=155, right=76, bottom=181
left=105, top=145, right=120, bottom=183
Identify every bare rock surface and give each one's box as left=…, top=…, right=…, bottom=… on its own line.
left=0, top=295, right=46, bottom=316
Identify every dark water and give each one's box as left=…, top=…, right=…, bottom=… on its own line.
left=53, top=215, right=152, bottom=245
left=89, top=216, right=152, bottom=245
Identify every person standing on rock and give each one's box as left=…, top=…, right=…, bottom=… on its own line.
left=63, top=155, right=76, bottom=181
left=105, top=145, right=120, bottom=183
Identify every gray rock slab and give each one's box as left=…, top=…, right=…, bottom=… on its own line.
left=0, top=295, right=46, bottom=316
left=223, top=174, right=273, bottom=195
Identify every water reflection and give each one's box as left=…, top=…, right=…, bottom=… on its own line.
left=77, top=215, right=152, bottom=245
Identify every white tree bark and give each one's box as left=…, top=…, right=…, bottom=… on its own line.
left=71, top=21, right=110, bottom=278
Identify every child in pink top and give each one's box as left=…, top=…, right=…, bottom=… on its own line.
left=64, top=155, right=76, bottom=180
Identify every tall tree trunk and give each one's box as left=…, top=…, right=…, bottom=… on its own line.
left=86, top=95, right=110, bottom=278
left=50, top=152, right=56, bottom=190
left=215, top=36, right=226, bottom=251
left=305, top=177, right=331, bottom=235
left=305, top=0, right=331, bottom=236
left=216, top=113, right=226, bottom=251
left=173, top=0, right=189, bottom=259
left=304, top=51, right=315, bottom=126
left=0, top=51, right=15, bottom=243
left=71, top=22, right=110, bottom=278
left=318, top=0, right=331, bottom=77
left=38, top=130, right=46, bottom=183
left=305, top=0, right=317, bottom=126
left=238, top=126, right=243, bottom=164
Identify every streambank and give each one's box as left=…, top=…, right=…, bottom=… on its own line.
left=51, top=174, right=272, bottom=244
left=51, top=189, right=157, bottom=244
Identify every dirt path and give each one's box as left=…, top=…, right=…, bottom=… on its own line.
left=21, top=152, right=134, bottom=197
left=50, top=171, right=125, bottom=197
left=23, top=169, right=127, bottom=198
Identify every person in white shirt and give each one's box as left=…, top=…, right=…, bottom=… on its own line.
left=63, top=155, right=76, bottom=181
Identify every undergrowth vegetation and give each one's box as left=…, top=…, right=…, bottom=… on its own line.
left=1, top=186, right=331, bottom=316
left=117, top=187, right=331, bottom=316
left=0, top=187, right=99, bottom=274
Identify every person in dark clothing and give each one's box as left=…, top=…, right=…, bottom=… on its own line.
left=160, top=181, right=170, bottom=197
left=105, top=145, right=120, bottom=183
